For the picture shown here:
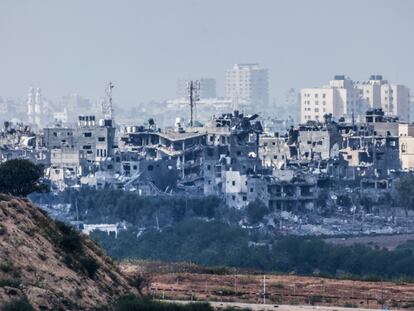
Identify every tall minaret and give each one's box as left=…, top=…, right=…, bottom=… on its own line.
left=34, top=87, right=43, bottom=127
left=27, top=87, right=35, bottom=124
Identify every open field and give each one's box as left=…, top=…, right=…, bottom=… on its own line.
left=120, top=261, right=414, bottom=310
left=325, top=233, right=414, bottom=250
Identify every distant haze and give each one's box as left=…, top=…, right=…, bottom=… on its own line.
left=1, top=0, right=413, bottom=106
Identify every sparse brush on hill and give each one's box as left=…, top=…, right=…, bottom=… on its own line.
left=0, top=195, right=134, bottom=310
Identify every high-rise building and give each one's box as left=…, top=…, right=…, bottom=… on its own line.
left=357, top=75, right=410, bottom=121
left=225, top=64, right=269, bottom=112
left=300, top=75, right=410, bottom=123
left=27, top=87, right=45, bottom=128
left=300, top=76, right=363, bottom=123
left=357, top=75, right=385, bottom=110
left=380, top=83, right=410, bottom=121
left=176, top=78, right=216, bottom=99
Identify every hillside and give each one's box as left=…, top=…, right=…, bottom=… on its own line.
left=0, top=194, right=134, bottom=310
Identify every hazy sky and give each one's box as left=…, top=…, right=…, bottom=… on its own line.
left=1, top=0, right=413, bottom=105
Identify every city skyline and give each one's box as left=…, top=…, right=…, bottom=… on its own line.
left=1, top=0, right=413, bottom=106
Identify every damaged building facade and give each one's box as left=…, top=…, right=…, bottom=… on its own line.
left=4, top=103, right=414, bottom=212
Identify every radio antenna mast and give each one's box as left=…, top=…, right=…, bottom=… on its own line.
left=102, top=81, right=115, bottom=120
left=187, top=80, right=200, bottom=127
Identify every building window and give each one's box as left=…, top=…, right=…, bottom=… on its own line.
left=402, top=144, right=407, bottom=153
left=148, top=165, right=154, bottom=171
left=84, top=132, right=92, bottom=137
left=232, top=181, right=236, bottom=186
left=98, top=137, right=105, bottom=142
left=207, top=165, right=211, bottom=170
left=242, top=196, right=247, bottom=201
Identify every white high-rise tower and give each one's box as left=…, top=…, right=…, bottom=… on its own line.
left=27, top=87, right=35, bottom=124
left=225, top=64, right=269, bottom=112
left=34, top=88, right=43, bottom=127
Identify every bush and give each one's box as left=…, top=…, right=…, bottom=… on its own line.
left=56, top=222, right=82, bottom=254
left=114, top=295, right=213, bottom=311
left=246, top=199, right=268, bottom=224
left=0, top=225, right=6, bottom=235
left=79, top=256, right=99, bottom=278
left=0, top=278, right=20, bottom=288
left=0, top=159, right=47, bottom=197
left=129, top=273, right=152, bottom=296
left=309, top=295, right=323, bottom=305
left=1, top=298, right=34, bottom=311
left=0, top=262, right=14, bottom=273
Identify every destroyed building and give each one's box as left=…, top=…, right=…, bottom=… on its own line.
left=247, top=173, right=318, bottom=211
left=41, top=115, right=118, bottom=189
left=202, top=111, right=262, bottom=201
left=119, top=118, right=207, bottom=191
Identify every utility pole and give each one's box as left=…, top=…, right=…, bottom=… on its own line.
left=187, top=80, right=200, bottom=127
left=263, top=275, right=266, bottom=305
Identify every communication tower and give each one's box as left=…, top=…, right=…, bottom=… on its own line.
left=186, top=80, right=200, bottom=127
left=102, top=81, right=115, bottom=121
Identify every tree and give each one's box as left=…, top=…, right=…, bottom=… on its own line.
left=129, top=273, right=152, bottom=296
left=0, top=159, right=47, bottom=197
left=246, top=199, right=268, bottom=224
left=396, top=175, right=414, bottom=211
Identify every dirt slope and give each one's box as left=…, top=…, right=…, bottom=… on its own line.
left=0, top=194, right=134, bottom=310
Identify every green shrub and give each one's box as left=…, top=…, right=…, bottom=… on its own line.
left=0, top=262, right=14, bottom=273
left=56, top=221, right=82, bottom=254
left=343, top=302, right=357, bottom=308
left=0, top=225, right=6, bottom=235
left=1, top=298, right=34, bottom=311
left=0, top=159, right=47, bottom=197
left=114, top=295, right=213, bottom=311
left=79, top=256, right=99, bottom=278
left=0, top=278, right=20, bottom=288
left=309, top=295, right=323, bottom=305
